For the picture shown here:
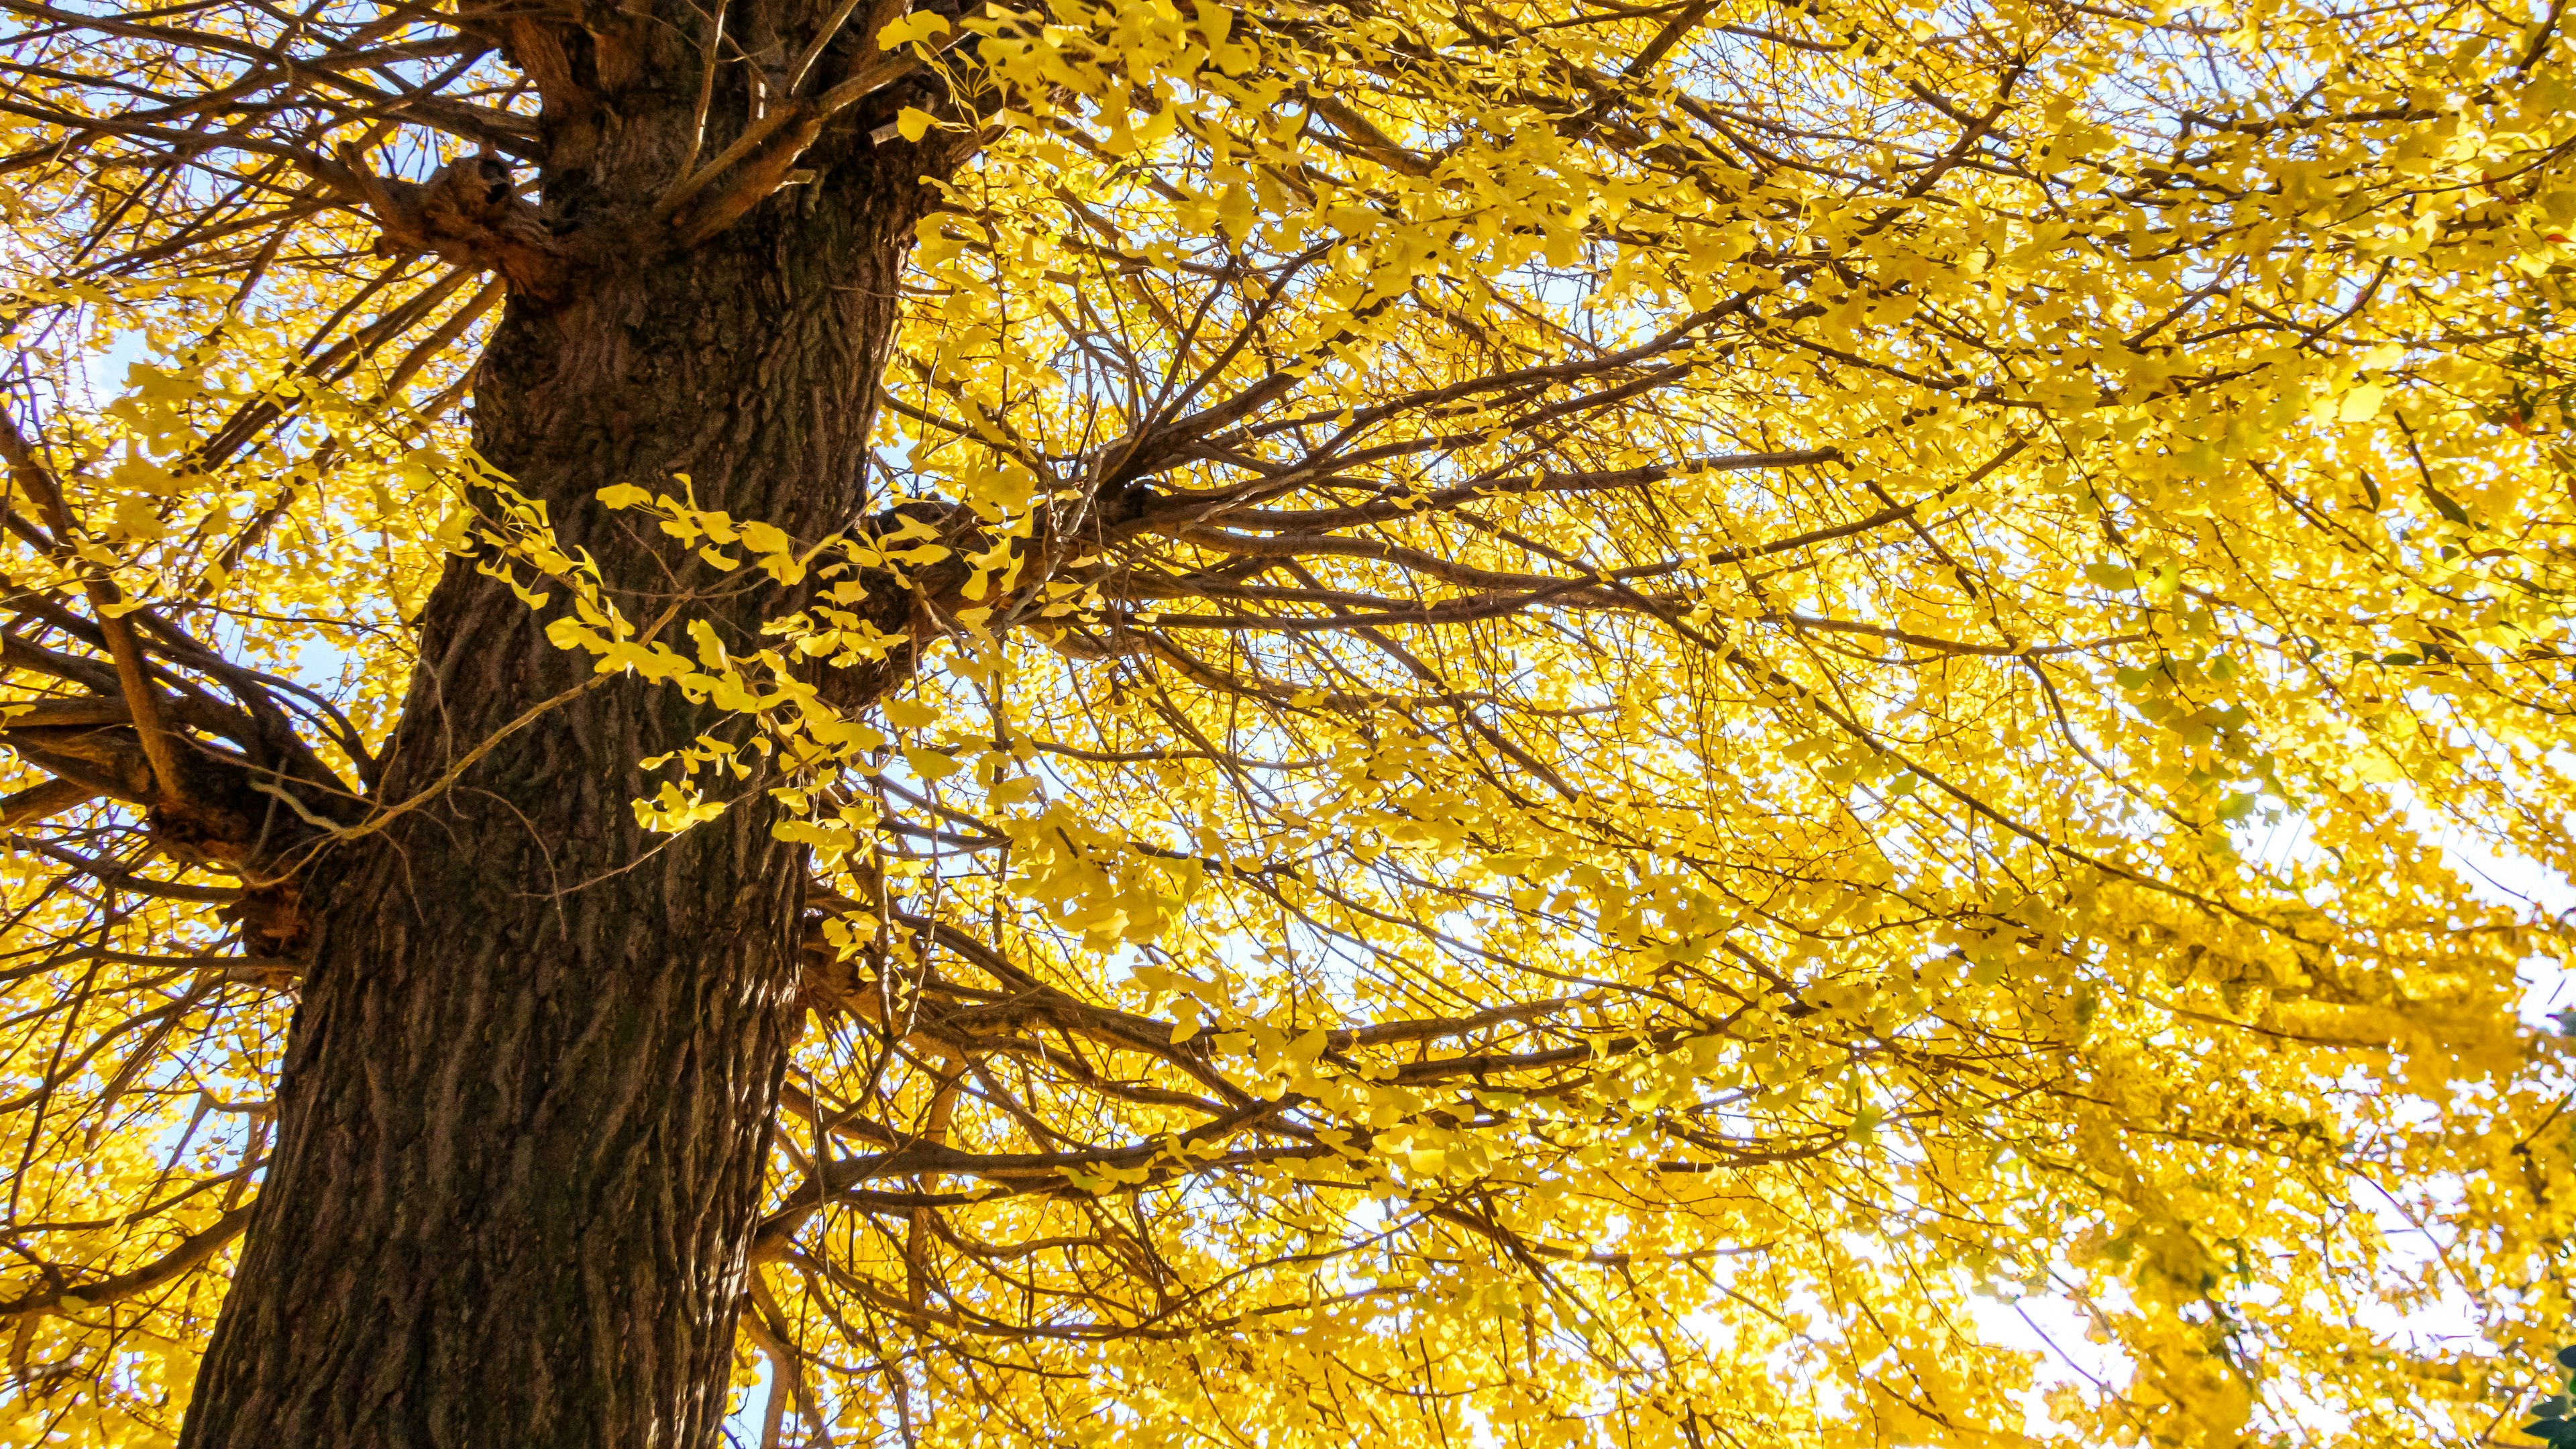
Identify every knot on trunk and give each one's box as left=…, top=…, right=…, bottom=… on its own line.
left=331, top=148, right=569, bottom=297
left=217, top=879, right=309, bottom=963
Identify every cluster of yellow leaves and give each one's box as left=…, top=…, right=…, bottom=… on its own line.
left=737, top=3, right=2576, bottom=1444
left=4, top=0, right=2576, bottom=1445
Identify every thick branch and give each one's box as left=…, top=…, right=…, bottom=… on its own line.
left=0, top=1204, right=256, bottom=1320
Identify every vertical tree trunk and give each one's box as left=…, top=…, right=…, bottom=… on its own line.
left=180, top=131, right=941, bottom=1446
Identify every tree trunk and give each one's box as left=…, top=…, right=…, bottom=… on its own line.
left=179, top=128, right=942, bottom=1446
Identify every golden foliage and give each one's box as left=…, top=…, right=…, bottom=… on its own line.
left=1, top=0, right=2574, bottom=1444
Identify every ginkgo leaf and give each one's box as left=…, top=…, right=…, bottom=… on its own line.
left=2339, top=384, right=2389, bottom=422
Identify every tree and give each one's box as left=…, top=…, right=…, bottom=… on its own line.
left=0, top=0, right=2573, bottom=1442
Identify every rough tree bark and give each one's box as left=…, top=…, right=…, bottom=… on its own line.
left=178, top=34, right=957, bottom=1445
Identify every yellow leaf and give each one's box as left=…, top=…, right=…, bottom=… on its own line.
left=881, top=698, right=940, bottom=729
left=877, top=11, right=948, bottom=48
left=902, top=745, right=961, bottom=781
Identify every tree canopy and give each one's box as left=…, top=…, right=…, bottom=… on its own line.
left=1, top=0, right=2575, bottom=1444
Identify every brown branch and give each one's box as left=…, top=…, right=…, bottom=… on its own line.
left=0, top=1203, right=255, bottom=1320
left=0, top=777, right=97, bottom=828
left=0, top=407, right=190, bottom=814
left=661, top=4, right=987, bottom=244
